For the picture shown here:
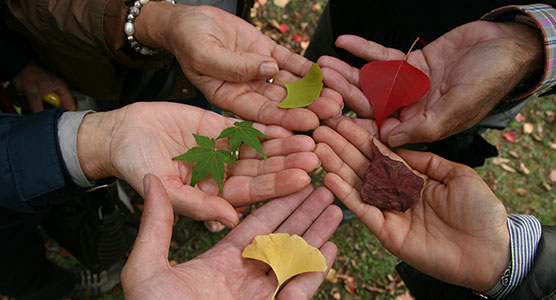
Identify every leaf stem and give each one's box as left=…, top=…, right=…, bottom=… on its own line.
left=403, top=37, right=420, bottom=61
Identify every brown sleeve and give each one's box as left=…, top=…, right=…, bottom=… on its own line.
left=2, top=0, right=171, bottom=71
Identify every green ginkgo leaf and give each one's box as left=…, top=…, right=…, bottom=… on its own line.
left=276, top=63, right=323, bottom=108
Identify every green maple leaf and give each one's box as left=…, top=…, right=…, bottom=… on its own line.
left=172, top=134, right=235, bottom=194
left=217, top=121, right=268, bottom=159
left=276, top=62, right=323, bottom=108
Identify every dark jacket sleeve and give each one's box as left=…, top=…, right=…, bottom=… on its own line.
left=397, top=225, right=556, bottom=300
left=0, top=109, right=82, bottom=213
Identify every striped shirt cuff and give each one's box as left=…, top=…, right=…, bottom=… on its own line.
left=482, top=4, right=556, bottom=99
left=492, top=214, right=542, bottom=299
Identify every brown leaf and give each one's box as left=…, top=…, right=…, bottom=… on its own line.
left=500, top=164, right=516, bottom=173
left=169, top=260, right=179, bottom=267
left=360, top=139, right=425, bottom=212
left=543, top=182, right=553, bottom=191
left=312, top=3, right=322, bottom=11
left=269, top=19, right=281, bottom=30
left=362, top=284, right=388, bottom=294
left=515, top=188, right=528, bottom=196
left=492, top=157, right=510, bottom=165
left=519, top=162, right=530, bottom=175
left=330, top=287, right=341, bottom=300
left=531, top=133, right=542, bottom=142
left=509, top=151, right=520, bottom=158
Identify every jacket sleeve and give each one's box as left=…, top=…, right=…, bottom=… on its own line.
left=0, top=109, right=82, bottom=213
left=396, top=225, right=556, bottom=300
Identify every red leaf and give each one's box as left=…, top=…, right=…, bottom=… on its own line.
left=550, top=169, right=556, bottom=184
left=292, top=33, right=302, bottom=43
left=515, top=113, right=527, bottom=123
left=278, top=23, right=290, bottom=33
left=503, top=131, right=516, bottom=143
left=359, top=60, right=430, bottom=134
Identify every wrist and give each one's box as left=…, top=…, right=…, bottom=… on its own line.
left=132, top=0, right=182, bottom=53
left=76, top=110, right=122, bottom=180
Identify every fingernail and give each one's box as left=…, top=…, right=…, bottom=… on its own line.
left=143, top=175, right=151, bottom=195
left=259, top=62, right=279, bottom=77
left=389, top=133, right=409, bottom=147
left=335, top=103, right=345, bottom=117
left=227, top=221, right=235, bottom=229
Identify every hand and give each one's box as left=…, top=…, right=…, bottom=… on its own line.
left=313, top=120, right=510, bottom=292
left=11, top=63, right=75, bottom=113
left=134, top=3, right=342, bottom=131
left=121, top=174, right=341, bottom=300
left=318, top=21, right=543, bottom=146
left=77, top=102, right=320, bottom=228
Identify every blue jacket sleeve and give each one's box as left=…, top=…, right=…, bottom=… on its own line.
left=0, top=109, right=80, bottom=212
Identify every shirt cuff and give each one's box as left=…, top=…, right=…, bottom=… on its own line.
left=482, top=4, right=556, bottom=99
left=492, top=214, right=542, bottom=299
left=57, top=110, right=95, bottom=187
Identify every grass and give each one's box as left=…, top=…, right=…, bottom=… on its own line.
left=4, top=1, right=554, bottom=300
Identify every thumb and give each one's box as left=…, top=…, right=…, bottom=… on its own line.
left=196, top=47, right=279, bottom=82
left=126, top=173, right=174, bottom=270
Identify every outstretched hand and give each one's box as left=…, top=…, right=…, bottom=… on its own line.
left=122, top=174, right=341, bottom=300
left=137, top=3, right=342, bottom=131
left=77, top=102, right=320, bottom=228
left=318, top=20, right=543, bottom=146
left=313, top=120, right=510, bottom=292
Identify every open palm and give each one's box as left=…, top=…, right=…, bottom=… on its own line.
left=313, top=120, right=510, bottom=292
left=318, top=20, right=542, bottom=146
left=168, top=5, right=343, bottom=131
left=80, top=102, right=319, bottom=228
left=122, top=175, right=341, bottom=300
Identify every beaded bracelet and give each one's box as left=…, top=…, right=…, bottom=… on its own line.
left=124, top=0, right=176, bottom=55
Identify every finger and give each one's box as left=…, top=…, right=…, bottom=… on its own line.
left=55, top=85, right=76, bottom=111
left=322, top=117, right=378, bottom=137
left=319, top=57, right=373, bottom=118
left=167, top=179, right=239, bottom=228
left=196, top=43, right=279, bottom=82
left=335, top=119, right=375, bottom=160
left=239, top=135, right=315, bottom=159
left=271, top=43, right=316, bottom=78
left=232, top=152, right=319, bottom=176
left=299, top=205, right=342, bottom=249
left=223, top=169, right=311, bottom=207
left=395, top=149, right=473, bottom=183
left=224, top=118, right=292, bottom=140
left=224, top=184, right=315, bottom=246
left=335, top=34, right=405, bottom=61
left=25, top=87, right=43, bottom=113
left=313, top=124, right=370, bottom=178
left=323, top=172, right=385, bottom=235
left=274, top=186, right=337, bottom=236
left=126, top=174, right=174, bottom=270
left=317, top=56, right=361, bottom=87
left=314, top=143, right=363, bottom=189
left=277, top=242, right=338, bottom=300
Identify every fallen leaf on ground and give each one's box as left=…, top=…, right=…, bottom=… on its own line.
left=330, top=287, right=341, bottom=300
left=523, top=123, right=534, bottom=134
left=532, top=133, right=542, bottom=142
left=326, top=268, right=339, bottom=284
left=515, top=188, right=528, bottom=196
left=278, top=23, right=290, bottom=33
left=503, top=131, right=516, bottom=142
left=169, top=260, right=178, bottom=267
left=273, top=0, right=289, bottom=8
left=276, top=63, right=323, bottom=108
left=492, top=157, right=510, bottom=165
left=312, top=3, right=322, bottom=11
left=242, top=233, right=327, bottom=299
left=269, top=19, right=281, bottom=30
left=543, top=182, right=552, bottom=191
left=550, top=169, right=556, bottom=184
left=257, top=0, right=267, bottom=5
left=292, top=33, right=302, bottom=42
left=519, top=162, right=530, bottom=175
left=500, top=164, right=516, bottom=173
left=551, top=140, right=556, bottom=150
left=509, top=151, right=520, bottom=158
left=515, top=113, right=527, bottom=122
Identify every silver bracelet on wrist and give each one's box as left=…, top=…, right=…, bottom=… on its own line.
left=124, top=0, right=176, bottom=55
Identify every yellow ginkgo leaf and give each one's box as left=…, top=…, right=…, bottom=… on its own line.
left=242, top=233, right=327, bottom=300
left=276, top=62, right=323, bottom=108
